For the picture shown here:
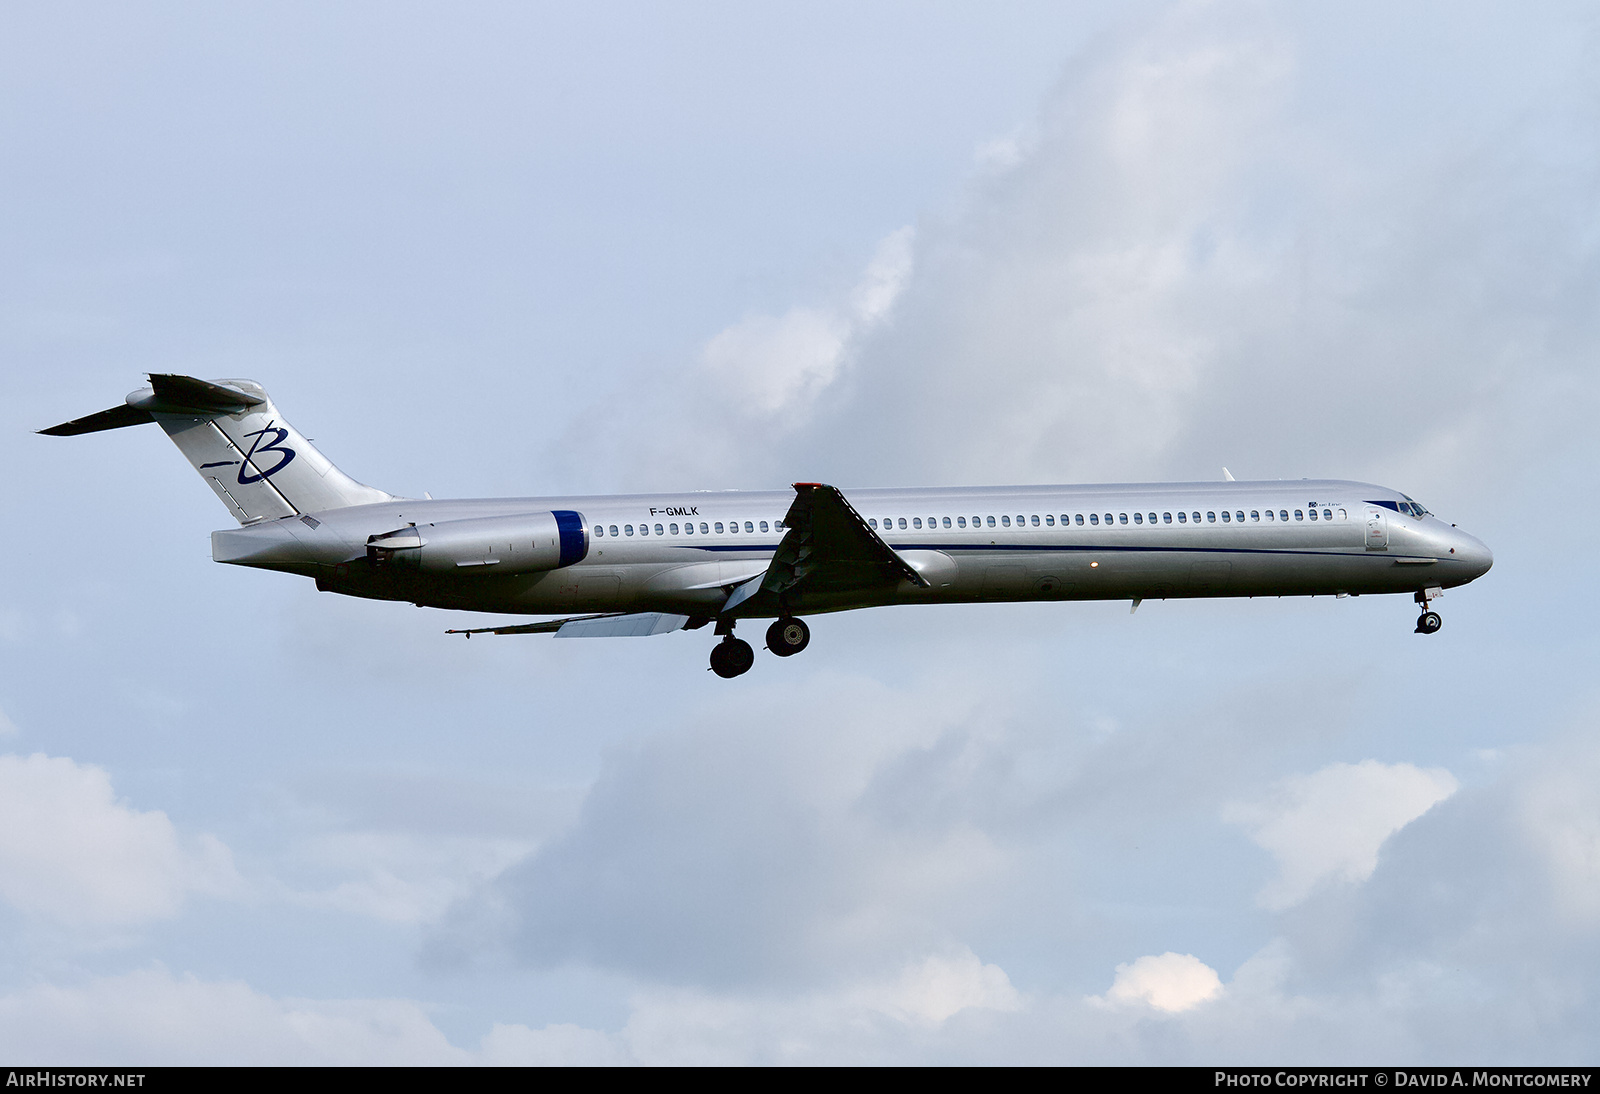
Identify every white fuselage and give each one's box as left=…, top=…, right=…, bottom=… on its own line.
left=213, top=478, right=1493, bottom=620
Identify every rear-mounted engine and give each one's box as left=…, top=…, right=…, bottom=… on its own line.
left=366, top=511, right=587, bottom=574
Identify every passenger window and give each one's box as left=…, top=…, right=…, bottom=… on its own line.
left=1265, top=510, right=1274, bottom=521
left=1045, top=515, right=1054, bottom=526
left=1090, top=513, right=1099, bottom=525
left=1015, top=515, right=1024, bottom=526
left=1001, top=515, right=1011, bottom=527
left=1177, top=511, right=1187, bottom=523
left=699, top=523, right=709, bottom=534
left=869, top=518, right=877, bottom=529
left=609, top=525, right=619, bottom=537
left=775, top=520, right=784, bottom=531
left=759, top=521, right=768, bottom=533
left=943, top=516, right=952, bottom=528
left=593, top=526, right=603, bottom=537
left=1192, top=512, right=1201, bottom=522
left=1104, top=514, right=1113, bottom=525
left=741, top=521, right=750, bottom=533
left=1031, top=514, right=1040, bottom=526
left=685, top=523, right=695, bottom=536
left=1294, top=510, right=1303, bottom=521
left=896, top=517, right=906, bottom=529
left=669, top=523, right=679, bottom=535
left=1147, top=513, right=1156, bottom=523
left=1250, top=511, right=1259, bottom=522
left=625, top=524, right=635, bottom=536
left=1323, top=509, right=1332, bottom=521
left=1337, top=509, right=1346, bottom=520
left=641, top=524, right=651, bottom=536
left=957, top=516, right=967, bottom=528
left=1163, top=512, right=1172, bottom=523
left=987, top=516, right=996, bottom=527
left=1075, top=514, right=1084, bottom=525
left=913, top=517, right=923, bottom=529
left=1208, top=512, right=1217, bottom=523
left=714, top=522, right=724, bottom=533
left=1235, top=511, right=1243, bottom=522
left=1309, top=509, right=1318, bottom=521
left=1133, top=512, right=1143, bottom=524
left=1221, top=511, right=1230, bottom=522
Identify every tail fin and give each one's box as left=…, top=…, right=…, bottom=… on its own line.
left=40, top=374, right=393, bottom=522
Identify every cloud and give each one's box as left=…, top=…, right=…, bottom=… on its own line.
left=617, top=947, right=1020, bottom=1064
left=0, top=966, right=472, bottom=1066
left=1516, top=728, right=1600, bottom=923
left=861, top=947, right=1023, bottom=1025
left=698, top=225, right=914, bottom=420
left=288, top=830, right=534, bottom=925
left=1224, top=760, right=1457, bottom=910
left=0, top=753, right=239, bottom=926
left=0, top=953, right=1015, bottom=1066
left=583, top=0, right=1600, bottom=513
left=448, top=672, right=1012, bottom=987
left=1096, top=951, right=1224, bottom=1013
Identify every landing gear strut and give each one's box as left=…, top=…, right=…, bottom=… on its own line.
left=1414, top=588, right=1443, bottom=635
left=766, top=617, right=810, bottom=657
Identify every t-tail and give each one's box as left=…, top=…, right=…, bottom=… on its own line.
left=39, top=374, right=392, bottom=522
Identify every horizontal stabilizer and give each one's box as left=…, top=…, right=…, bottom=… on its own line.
left=145, top=373, right=265, bottom=413
left=38, top=403, right=155, bottom=436
left=446, top=612, right=690, bottom=638
left=38, top=374, right=265, bottom=436
left=40, top=374, right=391, bottom=522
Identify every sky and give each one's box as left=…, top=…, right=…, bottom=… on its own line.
left=2, top=0, right=1599, bottom=1065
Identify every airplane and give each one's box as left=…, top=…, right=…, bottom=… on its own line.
left=41, top=374, right=1494, bottom=678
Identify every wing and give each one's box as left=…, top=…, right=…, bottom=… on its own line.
left=724, top=483, right=927, bottom=615
left=447, top=612, right=694, bottom=638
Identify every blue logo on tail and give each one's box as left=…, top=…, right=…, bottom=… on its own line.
left=237, top=423, right=296, bottom=483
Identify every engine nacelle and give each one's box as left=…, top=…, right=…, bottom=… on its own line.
left=366, top=511, right=587, bottom=575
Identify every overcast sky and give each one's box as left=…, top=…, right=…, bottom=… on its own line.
left=2, top=0, right=1598, bottom=1064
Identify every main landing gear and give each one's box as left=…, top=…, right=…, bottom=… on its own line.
left=707, top=617, right=811, bottom=678
left=709, top=636, right=755, bottom=678
left=766, top=617, right=810, bottom=657
left=1414, top=588, right=1443, bottom=635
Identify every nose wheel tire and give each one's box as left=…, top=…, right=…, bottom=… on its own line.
left=710, top=636, right=755, bottom=678
left=766, top=618, right=810, bottom=657
left=1415, top=611, right=1442, bottom=635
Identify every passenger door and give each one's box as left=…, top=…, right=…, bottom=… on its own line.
left=1365, top=509, right=1388, bottom=550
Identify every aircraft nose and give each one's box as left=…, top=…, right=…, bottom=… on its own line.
left=1450, top=528, right=1493, bottom=581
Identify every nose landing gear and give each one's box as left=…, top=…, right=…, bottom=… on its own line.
left=1414, top=587, right=1443, bottom=634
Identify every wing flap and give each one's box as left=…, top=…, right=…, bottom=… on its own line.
left=447, top=612, right=691, bottom=638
